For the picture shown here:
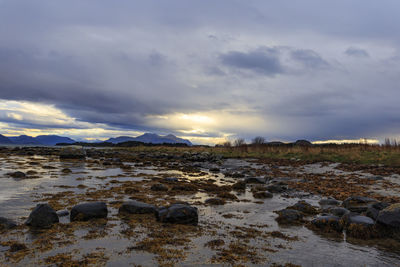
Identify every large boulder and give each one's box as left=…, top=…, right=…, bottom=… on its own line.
left=275, top=209, right=303, bottom=225
left=327, top=207, right=350, bottom=217
left=70, top=202, right=108, bottom=221
left=7, top=171, right=26, bottom=179
left=366, top=202, right=390, bottom=220
left=156, top=204, right=198, bottom=225
left=119, top=200, right=157, bottom=214
left=59, top=147, right=86, bottom=160
left=377, top=203, right=400, bottom=228
left=25, top=204, right=59, bottom=228
left=288, top=200, right=319, bottom=215
left=342, top=196, right=377, bottom=213
left=310, top=215, right=342, bottom=232
left=0, top=217, right=17, bottom=230
left=341, top=214, right=376, bottom=238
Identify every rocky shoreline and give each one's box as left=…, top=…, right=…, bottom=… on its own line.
left=1, top=146, right=400, bottom=266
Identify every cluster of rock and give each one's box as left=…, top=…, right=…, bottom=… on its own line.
left=1, top=200, right=198, bottom=230
left=276, top=195, right=400, bottom=240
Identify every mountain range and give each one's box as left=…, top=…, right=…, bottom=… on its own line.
left=106, top=133, right=192, bottom=146
left=0, top=133, right=192, bottom=146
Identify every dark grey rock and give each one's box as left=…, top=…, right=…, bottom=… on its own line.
left=342, top=214, right=375, bottom=227
left=7, top=171, right=26, bottom=179
left=377, top=203, right=400, bottom=228
left=156, top=204, right=198, bottom=225
left=366, top=202, right=390, bottom=220
left=342, top=196, right=377, bottom=213
left=328, top=207, right=350, bottom=217
left=25, top=204, right=59, bottom=228
left=164, top=177, right=179, bottom=182
left=119, top=200, right=157, bottom=214
left=150, top=183, right=169, bottom=191
left=244, top=177, right=266, bottom=184
left=311, top=215, right=342, bottom=232
left=252, top=191, right=273, bottom=199
left=289, top=200, right=319, bottom=215
left=70, top=202, right=108, bottom=221
left=276, top=209, right=303, bottom=224
left=0, top=217, right=17, bottom=230
left=266, top=184, right=287, bottom=193
left=205, top=198, right=226, bottom=205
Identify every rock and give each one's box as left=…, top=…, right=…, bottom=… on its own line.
left=156, top=204, right=198, bottom=225
left=56, top=210, right=69, bottom=217
left=327, top=207, right=350, bottom=217
left=266, top=184, right=287, bottom=193
left=7, top=171, right=26, bottom=179
left=59, top=147, right=86, bottom=160
left=244, top=177, right=266, bottom=184
left=342, top=214, right=375, bottom=226
left=0, top=217, right=17, bottom=230
left=205, top=198, right=226, bottom=205
left=150, top=183, right=169, bottom=192
left=209, top=167, right=220, bottom=172
left=70, top=202, right=108, bottom=221
left=25, top=204, right=59, bottom=228
left=253, top=191, right=273, bottom=199
left=366, top=202, right=390, bottom=220
left=275, top=209, right=303, bottom=224
left=119, top=200, right=157, bottom=214
left=342, top=214, right=376, bottom=238
left=164, top=177, right=179, bottom=183
left=342, top=196, right=377, bottom=213
left=61, top=168, right=72, bottom=174
left=232, top=181, right=246, bottom=191
left=377, top=203, right=400, bottom=228
left=310, top=215, right=342, bottom=232
left=288, top=201, right=319, bottom=215
left=319, top=198, right=341, bottom=207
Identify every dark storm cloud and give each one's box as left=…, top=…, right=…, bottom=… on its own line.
left=220, top=47, right=284, bottom=76
left=345, top=47, right=370, bottom=58
left=0, top=0, right=400, bottom=142
left=290, top=49, right=330, bottom=69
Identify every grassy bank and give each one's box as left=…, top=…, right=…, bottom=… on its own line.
left=119, top=144, right=400, bottom=166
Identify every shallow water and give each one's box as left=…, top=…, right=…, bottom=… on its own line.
left=1, top=155, right=400, bottom=266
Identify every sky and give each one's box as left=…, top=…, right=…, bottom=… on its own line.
left=0, top=0, right=400, bottom=144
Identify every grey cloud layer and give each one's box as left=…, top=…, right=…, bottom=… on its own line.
left=0, top=0, right=400, bottom=141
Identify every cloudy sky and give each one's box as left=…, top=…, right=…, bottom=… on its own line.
left=0, top=0, right=399, bottom=144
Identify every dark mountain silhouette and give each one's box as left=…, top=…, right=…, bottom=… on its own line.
left=9, top=135, right=41, bottom=145
left=6, top=135, right=75, bottom=145
left=35, top=135, right=75, bottom=145
left=0, top=134, right=13, bottom=144
left=106, top=133, right=192, bottom=146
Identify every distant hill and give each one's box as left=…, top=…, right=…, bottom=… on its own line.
left=0, top=134, right=13, bottom=144
left=106, top=133, right=192, bottom=146
left=9, top=135, right=42, bottom=145
left=35, top=135, right=75, bottom=146
left=6, top=135, right=76, bottom=146
left=106, top=136, right=137, bottom=144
